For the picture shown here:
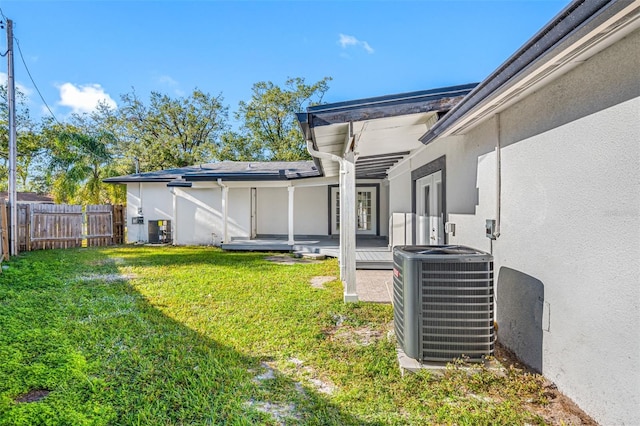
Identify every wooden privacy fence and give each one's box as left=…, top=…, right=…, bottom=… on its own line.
left=1, top=202, right=124, bottom=255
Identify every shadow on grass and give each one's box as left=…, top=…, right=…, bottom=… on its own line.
left=0, top=248, right=382, bottom=425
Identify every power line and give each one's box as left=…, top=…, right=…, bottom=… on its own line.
left=14, top=36, right=60, bottom=125
left=0, top=8, right=7, bottom=57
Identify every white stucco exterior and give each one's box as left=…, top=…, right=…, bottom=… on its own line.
left=124, top=178, right=388, bottom=245
left=387, top=28, right=640, bottom=425
left=126, top=182, right=174, bottom=243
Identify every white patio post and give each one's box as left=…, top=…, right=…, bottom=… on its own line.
left=287, top=186, right=295, bottom=245
left=339, top=163, right=345, bottom=281
left=171, top=188, right=178, bottom=244
left=342, top=151, right=358, bottom=302
left=217, top=179, right=229, bottom=243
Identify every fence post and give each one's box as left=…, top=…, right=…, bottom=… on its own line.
left=1, top=201, right=9, bottom=260
left=25, top=203, right=31, bottom=251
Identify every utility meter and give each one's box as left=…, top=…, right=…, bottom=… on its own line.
left=486, top=219, right=496, bottom=240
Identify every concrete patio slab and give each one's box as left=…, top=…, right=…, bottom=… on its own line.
left=356, top=270, right=393, bottom=303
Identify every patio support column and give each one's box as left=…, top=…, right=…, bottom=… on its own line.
left=171, top=188, right=178, bottom=245
left=218, top=179, right=229, bottom=243
left=342, top=151, right=358, bottom=303
left=287, top=186, right=295, bottom=245
left=338, top=162, right=345, bottom=281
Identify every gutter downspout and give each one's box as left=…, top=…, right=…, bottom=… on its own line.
left=216, top=178, right=229, bottom=244
left=306, top=140, right=344, bottom=168
left=495, top=113, right=502, bottom=239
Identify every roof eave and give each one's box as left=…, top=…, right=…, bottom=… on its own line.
left=420, top=0, right=635, bottom=144
left=103, top=177, right=175, bottom=184
left=306, top=84, right=477, bottom=128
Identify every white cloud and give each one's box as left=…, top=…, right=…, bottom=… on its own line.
left=157, top=74, right=178, bottom=86
left=57, top=82, right=116, bottom=113
left=339, top=34, right=359, bottom=48
left=155, top=74, right=185, bottom=96
left=0, top=72, right=33, bottom=97
left=338, top=34, right=374, bottom=54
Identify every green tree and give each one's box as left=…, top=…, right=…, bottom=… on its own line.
left=42, top=112, right=122, bottom=204
left=118, top=89, right=227, bottom=172
left=229, top=76, right=331, bottom=161
left=217, top=131, right=265, bottom=161
left=0, top=84, right=45, bottom=192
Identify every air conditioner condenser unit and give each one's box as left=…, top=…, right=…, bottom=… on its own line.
left=393, top=245, right=494, bottom=363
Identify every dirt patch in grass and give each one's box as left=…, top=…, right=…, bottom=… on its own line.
left=244, top=400, right=300, bottom=425
left=76, top=273, right=136, bottom=282
left=88, top=257, right=125, bottom=266
left=264, top=255, right=321, bottom=265
left=494, top=343, right=597, bottom=425
left=287, top=358, right=336, bottom=395
left=310, top=276, right=336, bottom=289
left=330, top=326, right=384, bottom=347
left=324, top=317, right=392, bottom=347
left=15, top=389, right=50, bottom=403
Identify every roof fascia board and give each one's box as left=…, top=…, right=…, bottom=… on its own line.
left=420, top=0, right=633, bottom=144
left=308, top=91, right=473, bottom=128
left=103, top=177, right=175, bottom=184
left=306, top=84, right=477, bottom=114
left=185, top=171, right=322, bottom=182
left=191, top=176, right=339, bottom=189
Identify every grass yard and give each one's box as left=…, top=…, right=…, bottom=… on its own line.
left=0, top=246, right=570, bottom=425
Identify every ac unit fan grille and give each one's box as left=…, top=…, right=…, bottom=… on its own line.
left=420, top=260, right=494, bottom=362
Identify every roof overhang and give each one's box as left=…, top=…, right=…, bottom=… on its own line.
left=103, top=161, right=322, bottom=185
left=298, top=84, right=476, bottom=178
left=102, top=177, right=176, bottom=184
left=420, top=0, right=640, bottom=144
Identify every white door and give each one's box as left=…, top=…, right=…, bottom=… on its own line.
left=330, top=186, right=377, bottom=235
left=416, top=171, right=444, bottom=245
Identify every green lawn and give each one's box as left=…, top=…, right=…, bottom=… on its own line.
left=0, top=246, right=550, bottom=425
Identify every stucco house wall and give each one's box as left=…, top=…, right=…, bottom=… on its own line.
left=126, top=182, right=173, bottom=243
left=492, top=28, right=640, bottom=425
left=173, top=187, right=223, bottom=246
left=388, top=28, right=640, bottom=425
left=293, top=186, right=329, bottom=236
left=256, top=187, right=287, bottom=235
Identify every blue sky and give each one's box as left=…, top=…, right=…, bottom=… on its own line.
left=0, top=0, right=568, bottom=125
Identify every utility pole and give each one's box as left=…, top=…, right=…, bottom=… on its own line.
left=6, top=19, right=17, bottom=256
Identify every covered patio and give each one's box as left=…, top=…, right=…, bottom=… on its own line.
left=221, top=236, right=392, bottom=270
left=296, top=84, right=476, bottom=302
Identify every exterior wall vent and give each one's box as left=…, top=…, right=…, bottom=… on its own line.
left=393, top=245, right=494, bottom=362
left=148, top=220, right=172, bottom=244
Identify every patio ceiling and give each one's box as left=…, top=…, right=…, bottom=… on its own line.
left=311, top=112, right=438, bottom=178
left=298, top=84, right=477, bottom=178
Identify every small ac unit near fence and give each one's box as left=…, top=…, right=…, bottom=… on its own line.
left=148, top=220, right=172, bottom=244
left=393, top=245, right=494, bottom=363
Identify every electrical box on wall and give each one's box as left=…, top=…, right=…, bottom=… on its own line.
left=445, top=222, right=456, bottom=236
left=486, top=219, right=496, bottom=239
left=132, top=216, right=144, bottom=224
